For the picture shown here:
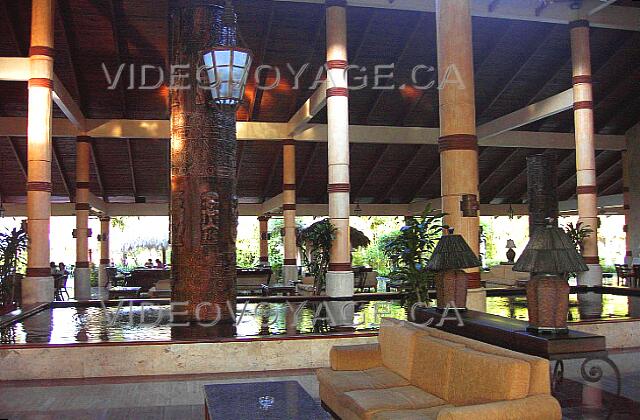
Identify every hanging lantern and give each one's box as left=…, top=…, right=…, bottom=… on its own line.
left=201, top=0, right=252, bottom=110
left=202, top=46, right=253, bottom=110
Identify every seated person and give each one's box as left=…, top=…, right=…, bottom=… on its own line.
left=144, top=259, right=153, bottom=268
left=154, top=259, right=165, bottom=269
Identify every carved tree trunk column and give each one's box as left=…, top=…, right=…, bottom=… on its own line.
left=74, top=135, right=92, bottom=300
left=622, top=151, right=631, bottom=264
left=283, top=139, right=298, bottom=282
left=325, top=0, right=353, bottom=297
left=258, top=214, right=270, bottom=265
left=98, top=216, right=111, bottom=298
left=170, top=3, right=237, bottom=324
left=23, top=0, right=55, bottom=304
left=436, top=0, right=481, bottom=290
left=571, top=19, right=601, bottom=285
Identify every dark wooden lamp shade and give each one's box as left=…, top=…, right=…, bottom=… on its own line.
left=428, top=229, right=481, bottom=310
left=513, top=223, right=588, bottom=333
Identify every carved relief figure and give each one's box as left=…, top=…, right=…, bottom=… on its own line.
left=201, top=191, right=220, bottom=245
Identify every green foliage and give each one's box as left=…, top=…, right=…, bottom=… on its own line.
left=236, top=222, right=260, bottom=268
left=110, top=217, right=126, bottom=231
left=298, top=219, right=336, bottom=295
left=480, top=221, right=497, bottom=264
left=563, top=221, right=594, bottom=255
left=351, top=240, right=392, bottom=276
left=0, top=227, right=28, bottom=306
left=90, top=263, right=99, bottom=287
left=382, top=205, right=444, bottom=307
left=268, top=218, right=284, bottom=278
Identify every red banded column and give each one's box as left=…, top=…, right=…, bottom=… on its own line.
left=571, top=19, right=601, bottom=285
left=258, top=214, right=270, bottom=266
left=623, top=151, right=632, bottom=264
left=436, top=0, right=481, bottom=290
left=325, top=0, right=353, bottom=297
left=283, top=140, right=298, bottom=282
left=23, top=0, right=55, bottom=304
left=74, top=135, right=92, bottom=300
left=98, top=216, right=111, bottom=298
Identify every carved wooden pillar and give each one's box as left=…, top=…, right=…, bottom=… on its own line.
left=23, top=0, right=55, bottom=304
left=571, top=19, right=601, bottom=285
left=74, top=135, right=92, bottom=300
left=283, top=139, right=298, bottom=282
left=258, top=214, right=270, bottom=265
left=98, top=216, right=111, bottom=298
left=325, top=0, right=353, bottom=297
left=170, top=3, right=237, bottom=324
left=436, top=0, right=481, bottom=289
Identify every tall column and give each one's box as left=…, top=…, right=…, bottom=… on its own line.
left=325, top=0, right=353, bottom=297
left=98, top=216, right=111, bottom=298
left=571, top=19, right=602, bottom=285
left=283, top=139, right=298, bottom=282
left=23, top=0, right=55, bottom=304
left=436, top=0, right=481, bottom=290
left=74, top=135, right=92, bottom=300
left=170, top=3, right=237, bottom=324
left=258, top=214, right=270, bottom=266
left=627, top=124, right=640, bottom=263
left=622, top=151, right=632, bottom=264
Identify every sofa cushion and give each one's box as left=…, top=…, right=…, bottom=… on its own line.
left=379, top=318, right=425, bottom=379
left=340, top=386, right=446, bottom=420
left=317, top=366, right=409, bottom=393
left=410, top=335, right=464, bottom=400
left=425, top=327, right=550, bottom=395
left=371, top=405, right=454, bottom=420
left=448, top=348, right=531, bottom=406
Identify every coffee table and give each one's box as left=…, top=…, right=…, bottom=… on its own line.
left=203, top=380, right=330, bottom=419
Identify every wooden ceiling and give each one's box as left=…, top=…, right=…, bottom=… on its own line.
left=0, top=0, right=636, bottom=206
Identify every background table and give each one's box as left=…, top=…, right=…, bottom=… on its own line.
left=203, top=381, right=330, bottom=419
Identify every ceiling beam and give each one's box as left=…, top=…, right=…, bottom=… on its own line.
left=355, top=145, right=389, bottom=198
left=248, top=3, right=275, bottom=121
left=126, top=138, right=138, bottom=197
left=262, top=151, right=282, bottom=200
left=52, top=141, right=72, bottom=199
left=0, top=118, right=627, bottom=150
left=0, top=194, right=624, bottom=217
left=298, top=142, right=321, bottom=193
left=5, top=137, right=26, bottom=179
left=0, top=57, right=29, bottom=81
left=376, top=145, right=423, bottom=202
left=477, top=89, right=574, bottom=140
left=288, top=80, right=327, bottom=136
left=89, top=140, right=106, bottom=201
left=274, top=0, right=640, bottom=32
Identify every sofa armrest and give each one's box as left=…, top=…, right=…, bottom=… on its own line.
left=329, top=343, right=382, bottom=371
left=437, top=395, right=562, bottom=420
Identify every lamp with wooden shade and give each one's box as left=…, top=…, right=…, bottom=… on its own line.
left=427, top=228, right=481, bottom=310
left=513, top=218, right=588, bottom=333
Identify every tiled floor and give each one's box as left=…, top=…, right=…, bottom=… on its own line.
left=1, top=353, right=639, bottom=420
left=0, top=370, right=321, bottom=420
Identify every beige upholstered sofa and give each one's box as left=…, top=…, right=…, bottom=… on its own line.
left=317, top=318, right=561, bottom=420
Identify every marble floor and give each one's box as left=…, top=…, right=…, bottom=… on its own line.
left=1, top=351, right=639, bottom=420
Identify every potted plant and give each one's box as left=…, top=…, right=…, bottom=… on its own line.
left=298, top=219, right=337, bottom=295
left=563, top=221, right=594, bottom=256
left=0, top=227, right=28, bottom=315
left=382, top=205, right=444, bottom=311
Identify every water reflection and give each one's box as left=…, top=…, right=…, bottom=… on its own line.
left=486, top=293, right=640, bottom=322
left=0, top=300, right=407, bottom=345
